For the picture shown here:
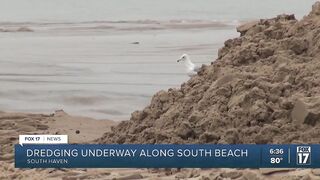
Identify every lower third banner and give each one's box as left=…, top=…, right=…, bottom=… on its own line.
left=15, top=144, right=317, bottom=168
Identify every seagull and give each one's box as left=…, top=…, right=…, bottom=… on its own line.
left=177, top=54, right=201, bottom=77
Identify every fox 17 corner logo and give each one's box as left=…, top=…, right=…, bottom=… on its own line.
left=296, top=146, right=311, bottom=165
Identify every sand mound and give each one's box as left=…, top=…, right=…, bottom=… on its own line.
left=98, top=2, right=320, bottom=144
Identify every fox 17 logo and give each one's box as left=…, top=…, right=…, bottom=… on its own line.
left=296, top=146, right=311, bottom=165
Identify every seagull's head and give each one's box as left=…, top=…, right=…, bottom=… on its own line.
left=177, top=54, right=189, bottom=62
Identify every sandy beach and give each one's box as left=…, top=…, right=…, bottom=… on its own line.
left=1, top=110, right=320, bottom=179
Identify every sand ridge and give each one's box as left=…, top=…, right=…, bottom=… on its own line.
left=1, top=103, right=319, bottom=179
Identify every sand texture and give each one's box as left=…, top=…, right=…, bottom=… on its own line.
left=1, top=110, right=320, bottom=180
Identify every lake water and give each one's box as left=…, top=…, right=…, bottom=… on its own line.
left=0, top=0, right=316, bottom=120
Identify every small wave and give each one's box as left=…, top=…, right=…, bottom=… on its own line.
left=0, top=89, right=151, bottom=99
left=110, top=70, right=184, bottom=76
left=0, top=27, right=33, bottom=33
left=52, top=25, right=115, bottom=31
left=0, top=73, right=74, bottom=77
left=84, top=20, right=161, bottom=25
left=94, top=109, right=126, bottom=116
left=115, top=19, right=236, bottom=31
left=0, top=19, right=239, bottom=32
left=81, top=19, right=239, bottom=26
left=62, top=96, right=106, bottom=105
left=0, top=19, right=241, bottom=26
left=118, top=26, right=165, bottom=31
left=0, top=78, right=178, bottom=87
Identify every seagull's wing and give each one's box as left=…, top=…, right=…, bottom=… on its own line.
left=193, top=65, right=202, bottom=72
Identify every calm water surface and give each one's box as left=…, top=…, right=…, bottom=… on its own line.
left=0, top=0, right=316, bottom=120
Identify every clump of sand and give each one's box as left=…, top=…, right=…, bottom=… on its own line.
left=98, top=2, right=320, bottom=146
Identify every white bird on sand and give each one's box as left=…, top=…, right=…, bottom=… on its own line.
left=177, top=54, right=201, bottom=77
